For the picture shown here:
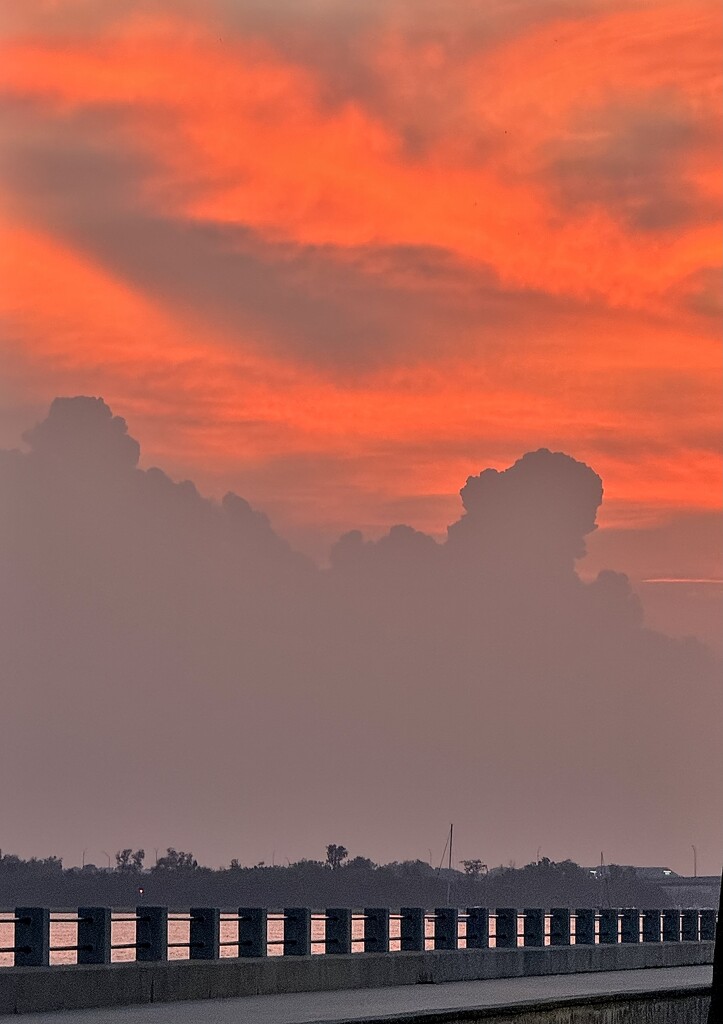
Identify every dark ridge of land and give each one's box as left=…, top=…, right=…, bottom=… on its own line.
left=0, top=853, right=694, bottom=909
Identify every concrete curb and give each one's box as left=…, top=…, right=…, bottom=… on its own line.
left=0, top=942, right=714, bottom=1015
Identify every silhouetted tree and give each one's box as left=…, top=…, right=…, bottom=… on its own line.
left=0, top=853, right=63, bottom=873
left=325, top=844, right=348, bottom=870
left=346, top=856, right=376, bottom=871
left=153, top=848, right=198, bottom=870
left=115, top=849, right=132, bottom=871
left=115, top=848, right=145, bottom=872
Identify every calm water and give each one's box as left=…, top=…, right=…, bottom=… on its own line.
left=0, top=912, right=582, bottom=966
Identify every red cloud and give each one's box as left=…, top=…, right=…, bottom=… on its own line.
left=0, top=1, right=720, bottom=549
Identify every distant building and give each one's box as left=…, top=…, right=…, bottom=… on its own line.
left=582, top=865, right=719, bottom=907
left=632, top=866, right=678, bottom=880
left=584, top=865, right=678, bottom=880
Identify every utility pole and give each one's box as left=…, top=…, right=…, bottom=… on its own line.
left=692, top=845, right=698, bottom=878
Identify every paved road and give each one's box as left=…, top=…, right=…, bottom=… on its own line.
left=13, top=965, right=712, bottom=1023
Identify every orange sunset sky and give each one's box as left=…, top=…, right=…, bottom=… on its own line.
left=1, top=1, right=721, bottom=641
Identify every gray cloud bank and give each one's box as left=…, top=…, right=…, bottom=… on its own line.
left=1, top=397, right=720, bottom=870
left=1, top=101, right=599, bottom=372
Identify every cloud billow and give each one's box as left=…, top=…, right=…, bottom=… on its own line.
left=1, top=397, right=719, bottom=869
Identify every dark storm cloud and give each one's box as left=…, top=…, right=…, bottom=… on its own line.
left=543, top=99, right=719, bottom=231
left=447, top=448, right=603, bottom=567
left=1, top=397, right=720, bottom=869
left=22, top=395, right=141, bottom=473
left=2, top=102, right=610, bottom=370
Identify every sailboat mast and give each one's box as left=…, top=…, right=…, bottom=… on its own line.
left=446, top=824, right=454, bottom=904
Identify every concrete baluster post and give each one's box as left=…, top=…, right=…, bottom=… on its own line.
left=495, top=908, right=517, bottom=948
left=642, top=910, right=661, bottom=942
left=238, top=908, right=266, bottom=958
left=189, top=907, right=220, bottom=960
left=325, top=909, right=351, bottom=955
left=136, top=906, right=168, bottom=961
left=523, top=908, right=543, bottom=947
left=284, top=908, right=311, bottom=956
left=700, top=909, right=716, bottom=941
left=682, top=909, right=699, bottom=942
left=465, top=908, right=489, bottom=949
left=78, top=907, right=111, bottom=965
left=599, top=908, right=619, bottom=944
left=364, top=908, right=389, bottom=953
left=662, top=909, right=681, bottom=942
left=400, top=907, right=425, bottom=951
left=434, top=907, right=458, bottom=951
left=550, top=908, right=571, bottom=946
left=574, top=909, right=595, bottom=945
left=620, top=908, right=639, bottom=943
left=14, top=908, right=50, bottom=967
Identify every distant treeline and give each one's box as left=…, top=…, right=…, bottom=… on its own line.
left=0, top=848, right=672, bottom=908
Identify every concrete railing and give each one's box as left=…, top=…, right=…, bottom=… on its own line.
left=0, top=905, right=717, bottom=966
left=0, top=907, right=716, bottom=1016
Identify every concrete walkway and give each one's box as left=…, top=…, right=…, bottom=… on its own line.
left=12, top=965, right=712, bottom=1023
